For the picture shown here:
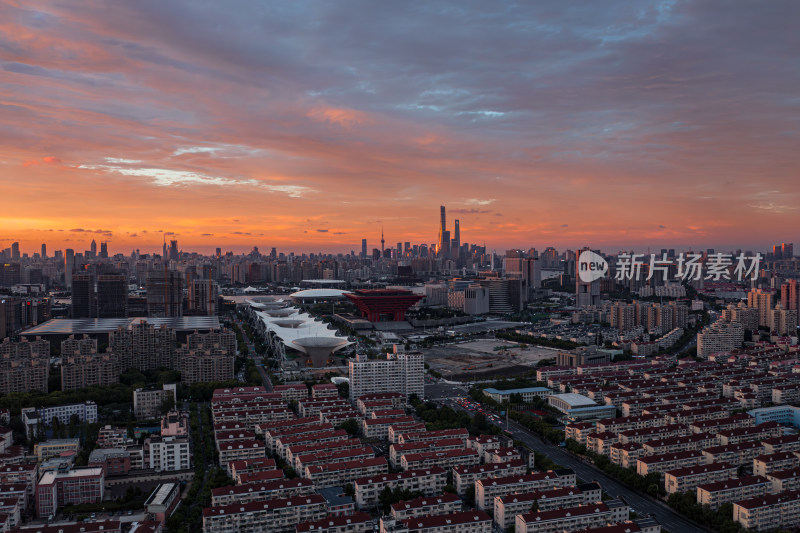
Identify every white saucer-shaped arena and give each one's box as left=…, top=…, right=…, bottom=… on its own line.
left=265, top=308, right=297, bottom=317
left=271, top=320, right=307, bottom=328
left=292, top=336, right=350, bottom=368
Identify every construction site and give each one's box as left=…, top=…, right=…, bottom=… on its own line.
left=424, top=338, right=558, bottom=381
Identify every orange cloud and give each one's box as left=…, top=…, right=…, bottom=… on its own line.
left=306, top=107, right=371, bottom=128
left=23, top=156, right=61, bottom=167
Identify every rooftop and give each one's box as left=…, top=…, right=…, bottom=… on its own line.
left=22, top=317, right=220, bottom=335
left=483, top=387, right=551, bottom=395
left=549, top=393, right=597, bottom=408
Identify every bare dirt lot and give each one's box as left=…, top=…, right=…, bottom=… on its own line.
left=424, top=339, right=557, bottom=379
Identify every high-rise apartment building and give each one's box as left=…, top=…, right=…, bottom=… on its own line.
left=0, top=337, right=50, bottom=394
left=348, top=352, right=424, bottom=402
left=0, top=263, right=21, bottom=287
left=781, top=279, right=798, bottom=311
left=771, top=305, right=798, bottom=336
left=61, top=336, right=118, bottom=390
left=97, top=274, right=128, bottom=318
left=783, top=243, right=794, bottom=259
left=146, top=268, right=183, bottom=317
left=176, top=329, right=235, bottom=384
left=748, top=289, right=774, bottom=329
left=11, top=243, right=19, bottom=262
left=64, top=249, right=75, bottom=289
left=109, top=320, right=176, bottom=371
left=697, top=319, right=744, bottom=358
left=71, top=273, right=96, bottom=318
left=188, top=279, right=218, bottom=316
left=722, top=302, right=759, bottom=331
left=479, top=278, right=524, bottom=313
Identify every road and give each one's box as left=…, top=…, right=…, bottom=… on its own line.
left=236, top=317, right=274, bottom=392
left=440, top=398, right=708, bottom=533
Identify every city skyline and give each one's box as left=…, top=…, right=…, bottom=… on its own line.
left=2, top=2, right=799, bottom=254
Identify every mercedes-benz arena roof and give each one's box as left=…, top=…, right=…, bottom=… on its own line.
left=245, top=297, right=289, bottom=310
left=290, top=288, right=350, bottom=300
left=254, top=307, right=351, bottom=367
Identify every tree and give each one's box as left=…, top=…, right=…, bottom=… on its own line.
left=509, top=393, right=524, bottom=405
left=338, top=418, right=360, bottom=437
left=465, top=486, right=476, bottom=505
left=343, top=484, right=355, bottom=497
left=530, top=498, right=539, bottom=513
left=160, top=396, right=176, bottom=415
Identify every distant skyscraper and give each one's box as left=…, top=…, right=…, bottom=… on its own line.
left=169, top=240, right=179, bottom=262
left=781, top=279, right=798, bottom=311
left=440, top=230, right=451, bottom=260
left=65, top=249, right=75, bottom=288
left=146, top=268, right=184, bottom=317
left=748, top=288, right=774, bottom=329
left=99, top=241, right=108, bottom=259
left=453, top=219, right=461, bottom=257
left=438, top=206, right=446, bottom=257
left=41, top=243, right=46, bottom=258
left=11, top=242, right=19, bottom=261
left=575, top=248, right=601, bottom=308
left=97, top=274, right=128, bottom=318
left=783, top=243, right=794, bottom=259
left=90, top=240, right=97, bottom=257
left=215, top=247, right=221, bottom=258
left=361, top=239, right=367, bottom=259
left=71, top=273, right=96, bottom=318
left=188, top=279, right=219, bottom=316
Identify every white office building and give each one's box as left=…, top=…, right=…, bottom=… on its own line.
left=348, top=352, right=424, bottom=402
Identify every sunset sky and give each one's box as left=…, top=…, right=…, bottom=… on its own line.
left=1, top=1, right=799, bottom=255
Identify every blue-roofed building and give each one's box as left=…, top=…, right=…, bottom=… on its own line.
left=748, top=405, right=800, bottom=427
left=548, top=392, right=617, bottom=422
left=482, top=387, right=551, bottom=403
